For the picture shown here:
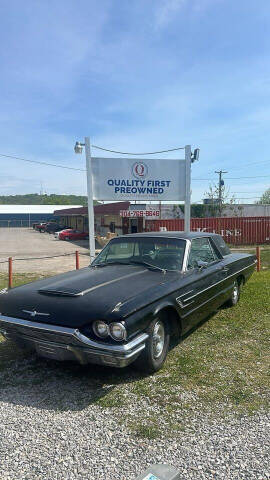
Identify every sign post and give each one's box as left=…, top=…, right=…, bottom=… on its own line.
left=76, top=138, right=197, bottom=260
left=84, top=137, right=95, bottom=262
left=184, top=144, right=191, bottom=233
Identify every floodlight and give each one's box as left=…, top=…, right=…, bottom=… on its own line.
left=74, top=141, right=84, bottom=154
left=192, top=148, right=200, bottom=162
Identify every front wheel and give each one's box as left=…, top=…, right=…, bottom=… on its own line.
left=225, top=280, right=240, bottom=307
left=134, top=316, right=170, bottom=374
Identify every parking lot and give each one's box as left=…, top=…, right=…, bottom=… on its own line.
left=0, top=227, right=92, bottom=274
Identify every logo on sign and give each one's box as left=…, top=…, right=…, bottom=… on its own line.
left=132, top=162, right=148, bottom=179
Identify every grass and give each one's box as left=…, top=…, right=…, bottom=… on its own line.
left=0, top=258, right=269, bottom=439
left=97, top=270, right=270, bottom=437
left=0, top=272, right=48, bottom=290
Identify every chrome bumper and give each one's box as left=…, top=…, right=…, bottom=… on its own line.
left=0, top=315, right=148, bottom=367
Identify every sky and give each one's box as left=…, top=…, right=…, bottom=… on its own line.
left=0, top=0, right=270, bottom=203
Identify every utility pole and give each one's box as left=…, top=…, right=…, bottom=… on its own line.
left=215, top=170, right=227, bottom=216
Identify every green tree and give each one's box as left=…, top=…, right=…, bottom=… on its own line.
left=204, top=183, right=239, bottom=217
left=0, top=194, right=92, bottom=206
left=256, top=188, right=270, bottom=204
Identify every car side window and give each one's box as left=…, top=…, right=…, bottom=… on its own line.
left=188, top=238, right=219, bottom=269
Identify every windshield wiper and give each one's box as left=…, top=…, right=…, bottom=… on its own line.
left=128, top=259, right=167, bottom=272
left=92, top=259, right=166, bottom=272
left=92, top=261, right=129, bottom=268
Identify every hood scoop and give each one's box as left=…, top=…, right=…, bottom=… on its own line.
left=38, top=288, right=82, bottom=297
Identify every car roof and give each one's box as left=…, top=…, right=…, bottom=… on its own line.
left=120, top=231, right=220, bottom=240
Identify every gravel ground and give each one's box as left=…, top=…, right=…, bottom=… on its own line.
left=0, top=354, right=269, bottom=480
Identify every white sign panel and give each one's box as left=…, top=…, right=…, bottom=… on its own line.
left=92, top=157, right=186, bottom=201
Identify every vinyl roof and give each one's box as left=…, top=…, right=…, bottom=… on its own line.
left=121, top=231, right=220, bottom=239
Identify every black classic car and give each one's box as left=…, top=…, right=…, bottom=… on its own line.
left=0, top=232, right=256, bottom=373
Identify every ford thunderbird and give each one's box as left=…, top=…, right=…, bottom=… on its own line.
left=0, top=232, right=256, bottom=373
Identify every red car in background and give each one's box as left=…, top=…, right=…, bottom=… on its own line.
left=59, top=230, right=89, bottom=241
left=35, top=222, right=48, bottom=232
left=54, top=228, right=73, bottom=239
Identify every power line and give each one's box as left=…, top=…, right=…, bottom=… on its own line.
left=192, top=175, right=270, bottom=180
left=92, top=145, right=185, bottom=155
left=0, top=153, right=85, bottom=171
left=225, top=175, right=269, bottom=179
left=214, top=160, right=269, bottom=172
left=0, top=152, right=269, bottom=182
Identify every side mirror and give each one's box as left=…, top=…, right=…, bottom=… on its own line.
left=196, top=260, right=208, bottom=270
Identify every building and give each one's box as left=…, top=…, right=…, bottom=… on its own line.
left=0, top=205, right=82, bottom=228
left=221, top=203, right=270, bottom=217
left=55, top=202, right=130, bottom=235
left=54, top=202, right=186, bottom=236
left=54, top=201, right=270, bottom=237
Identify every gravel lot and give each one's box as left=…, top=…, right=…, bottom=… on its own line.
left=0, top=227, right=94, bottom=274
left=0, top=350, right=269, bottom=480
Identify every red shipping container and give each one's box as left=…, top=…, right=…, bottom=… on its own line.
left=145, top=217, right=270, bottom=245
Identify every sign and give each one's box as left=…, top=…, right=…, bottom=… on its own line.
left=92, top=157, right=186, bottom=201
left=120, top=209, right=160, bottom=218
left=143, top=475, right=161, bottom=480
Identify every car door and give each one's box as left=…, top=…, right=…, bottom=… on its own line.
left=180, top=237, right=227, bottom=331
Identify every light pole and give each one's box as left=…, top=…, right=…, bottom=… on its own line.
left=215, top=170, right=227, bottom=217
left=74, top=137, right=95, bottom=262
left=184, top=146, right=200, bottom=232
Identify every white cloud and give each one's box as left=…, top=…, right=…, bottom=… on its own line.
left=154, top=0, right=186, bottom=28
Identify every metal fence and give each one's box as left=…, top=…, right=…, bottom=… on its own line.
left=145, top=216, right=270, bottom=245
left=0, top=251, right=85, bottom=289
left=0, top=219, right=50, bottom=228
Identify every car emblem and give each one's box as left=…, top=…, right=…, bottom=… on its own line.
left=22, top=310, right=50, bottom=317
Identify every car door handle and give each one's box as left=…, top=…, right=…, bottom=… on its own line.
left=222, top=267, right=229, bottom=273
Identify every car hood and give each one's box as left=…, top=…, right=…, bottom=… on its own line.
left=0, top=265, right=180, bottom=328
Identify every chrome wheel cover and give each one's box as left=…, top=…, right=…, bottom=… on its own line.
left=232, top=282, right=239, bottom=303
left=152, top=320, right=165, bottom=359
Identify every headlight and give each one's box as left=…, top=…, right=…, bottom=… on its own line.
left=93, top=320, right=109, bottom=338
left=109, top=322, right=127, bottom=341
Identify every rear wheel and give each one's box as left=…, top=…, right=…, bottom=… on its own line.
left=134, top=315, right=170, bottom=374
left=225, top=280, right=240, bottom=307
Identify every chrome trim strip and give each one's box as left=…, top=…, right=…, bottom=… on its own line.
left=0, top=316, right=74, bottom=335
left=22, top=310, right=50, bottom=317
left=175, top=288, right=194, bottom=308
left=73, top=330, right=148, bottom=353
left=178, top=289, right=194, bottom=297
left=181, top=240, right=191, bottom=272
left=182, top=284, right=233, bottom=318
left=175, top=298, right=194, bottom=308
left=184, top=262, right=256, bottom=302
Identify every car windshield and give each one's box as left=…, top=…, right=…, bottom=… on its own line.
left=92, top=236, right=186, bottom=271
